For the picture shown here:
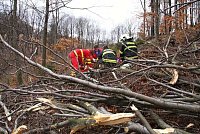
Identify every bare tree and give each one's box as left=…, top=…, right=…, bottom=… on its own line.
left=155, top=0, right=160, bottom=39
left=75, top=17, right=88, bottom=47
left=111, top=25, right=126, bottom=43
left=12, top=0, right=23, bottom=85
left=42, top=0, right=49, bottom=67
left=190, top=0, right=194, bottom=26
left=126, top=19, right=135, bottom=38
left=49, top=0, right=59, bottom=45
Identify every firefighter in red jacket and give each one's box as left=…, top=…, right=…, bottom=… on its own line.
left=68, top=49, right=96, bottom=73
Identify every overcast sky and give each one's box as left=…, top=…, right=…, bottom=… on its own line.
left=25, top=0, right=144, bottom=33
left=65, top=0, right=143, bottom=31
left=3, top=0, right=144, bottom=32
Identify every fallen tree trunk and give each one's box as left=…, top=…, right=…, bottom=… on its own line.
left=1, top=34, right=200, bottom=113
left=1, top=34, right=200, bottom=133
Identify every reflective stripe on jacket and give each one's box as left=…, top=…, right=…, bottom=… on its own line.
left=102, top=49, right=117, bottom=63
left=120, top=41, right=138, bottom=60
left=73, top=49, right=94, bottom=65
left=73, top=49, right=84, bottom=64
left=85, top=58, right=92, bottom=64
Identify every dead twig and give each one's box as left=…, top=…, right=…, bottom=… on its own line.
left=130, top=104, right=156, bottom=134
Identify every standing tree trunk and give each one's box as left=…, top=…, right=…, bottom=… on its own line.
left=42, top=0, right=50, bottom=67
left=150, top=0, right=155, bottom=37
left=196, top=1, right=200, bottom=24
left=13, top=0, right=23, bottom=85
left=174, top=0, right=178, bottom=30
left=185, top=3, right=188, bottom=29
left=190, top=0, right=194, bottom=26
left=143, top=0, right=146, bottom=38
left=51, top=0, right=59, bottom=45
left=155, top=0, right=160, bottom=39
left=169, top=0, right=172, bottom=33
left=164, top=0, right=167, bottom=34
left=55, top=1, right=59, bottom=44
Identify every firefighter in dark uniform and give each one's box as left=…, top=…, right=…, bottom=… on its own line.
left=99, top=45, right=117, bottom=68
left=119, top=34, right=138, bottom=63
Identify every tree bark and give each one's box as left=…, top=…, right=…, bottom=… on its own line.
left=150, top=0, right=155, bottom=37
left=155, top=0, right=160, bottom=39
left=42, top=0, right=50, bottom=67
left=13, top=0, right=23, bottom=85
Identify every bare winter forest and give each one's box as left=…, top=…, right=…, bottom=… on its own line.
left=1, top=0, right=200, bottom=134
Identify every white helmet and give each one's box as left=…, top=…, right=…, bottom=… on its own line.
left=119, top=34, right=133, bottom=42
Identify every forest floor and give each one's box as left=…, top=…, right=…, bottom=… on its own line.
left=1, top=33, right=200, bottom=134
